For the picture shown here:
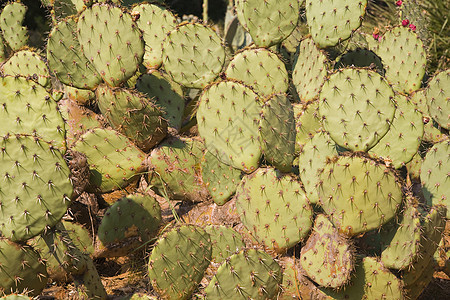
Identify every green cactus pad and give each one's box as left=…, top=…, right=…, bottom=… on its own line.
left=148, top=224, right=212, bottom=300
left=77, top=3, right=144, bottom=86
left=132, top=3, right=177, bottom=69
left=1, top=49, right=51, bottom=87
left=224, top=48, right=289, bottom=96
left=148, top=136, right=207, bottom=202
left=334, top=49, right=384, bottom=75
left=306, top=0, right=367, bottom=48
left=260, top=93, right=296, bottom=172
left=205, top=248, right=282, bottom=299
left=235, top=0, right=300, bottom=47
left=236, top=167, right=313, bottom=252
left=373, top=26, right=426, bottom=93
left=72, top=128, right=146, bottom=193
left=197, top=80, right=263, bottom=173
left=293, top=101, right=322, bottom=152
left=74, top=254, right=107, bottom=300
left=402, top=205, right=446, bottom=286
left=298, top=131, right=339, bottom=205
left=380, top=204, right=421, bottom=270
left=0, top=238, right=48, bottom=297
left=62, top=221, right=94, bottom=256
left=321, top=256, right=405, bottom=299
left=421, top=139, right=450, bottom=217
left=47, top=17, right=102, bottom=90
left=0, top=1, right=28, bottom=51
left=162, top=23, right=225, bottom=89
left=204, top=225, right=245, bottom=263
left=96, top=85, right=167, bottom=151
left=0, top=135, right=73, bottom=242
left=318, top=68, right=396, bottom=151
left=1, top=294, right=32, bottom=299
left=369, top=94, right=424, bottom=169
left=292, top=37, right=329, bottom=103
left=96, top=193, right=161, bottom=258
left=135, top=72, right=185, bottom=130
left=300, top=214, right=355, bottom=289
left=64, top=85, right=96, bottom=105
left=200, top=150, right=242, bottom=205
left=425, top=69, right=449, bottom=130
left=0, top=76, right=66, bottom=150
left=410, top=88, right=428, bottom=116
left=317, top=155, right=403, bottom=236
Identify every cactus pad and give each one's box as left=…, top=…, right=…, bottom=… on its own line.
left=162, top=23, right=225, bottom=89
left=318, top=68, right=396, bottom=151
left=72, top=128, right=146, bottom=193
left=204, top=225, right=245, bottom=263
left=96, top=193, right=161, bottom=257
left=292, top=37, right=329, bottom=103
left=374, top=26, right=426, bottom=93
left=77, top=3, right=144, bottom=86
left=235, top=0, right=300, bottom=47
left=225, top=48, right=289, bottom=96
left=0, top=135, right=73, bottom=242
left=47, top=17, right=102, bottom=90
left=425, top=69, right=449, bottom=130
left=148, top=224, right=212, bottom=300
left=317, top=155, right=403, bottom=236
left=369, top=94, right=424, bottom=168
left=236, top=167, right=313, bottom=252
left=306, top=0, right=367, bottom=48
left=132, top=3, right=177, bottom=70
left=96, top=85, right=167, bottom=151
left=0, top=1, right=28, bottom=51
left=197, top=80, right=263, bottom=173
left=1, top=49, right=51, bottom=87
left=0, top=238, right=47, bottom=296
left=300, top=214, right=355, bottom=288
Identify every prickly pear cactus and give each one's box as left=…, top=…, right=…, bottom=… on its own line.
left=0, top=238, right=48, bottom=297
left=305, top=0, right=367, bottom=48
left=236, top=167, right=313, bottom=252
left=1, top=49, right=51, bottom=87
left=96, top=193, right=162, bottom=258
left=162, top=23, right=225, bottom=89
left=0, top=1, right=29, bottom=51
left=205, top=248, right=282, bottom=299
left=300, top=214, right=355, bottom=289
left=235, top=0, right=301, bottom=47
left=425, top=69, right=449, bottom=130
left=317, top=154, right=403, bottom=236
left=0, top=135, right=73, bottom=242
left=204, top=225, right=245, bottom=263
left=76, top=3, right=144, bottom=86
left=148, top=224, right=212, bottom=300
left=224, top=47, right=289, bottom=96
left=318, top=68, right=396, bottom=151
left=197, top=80, right=263, bottom=173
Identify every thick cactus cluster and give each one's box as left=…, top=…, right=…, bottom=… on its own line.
left=0, top=0, right=448, bottom=299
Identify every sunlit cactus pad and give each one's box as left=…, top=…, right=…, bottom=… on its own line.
left=1, top=49, right=50, bottom=87
left=425, top=69, right=449, bottom=130
left=318, top=68, right=396, bottom=151
left=197, top=80, right=263, bottom=173
left=47, top=17, right=102, bottom=90
left=235, top=0, right=301, bottom=47
left=306, top=0, right=367, bottom=48
left=132, top=3, right=177, bottom=70
left=205, top=248, right=282, bottom=299
left=0, top=76, right=66, bottom=150
left=148, top=224, right=212, bottom=300
left=0, top=1, right=28, bottom=51
left=162, top=23, right=225, bottom=88
left=0, top=238, right=48, bottom=296
left=317, top=154, right=403, bottom=236
left=374, top=26, right=426, bottom=93
left=225, top=47, right=289, bottom=96
left=236, top=167, right=313, bottom=252
left=77, top=3, right=144, bottom=86
left=0, top=135, right=73, bottom=242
